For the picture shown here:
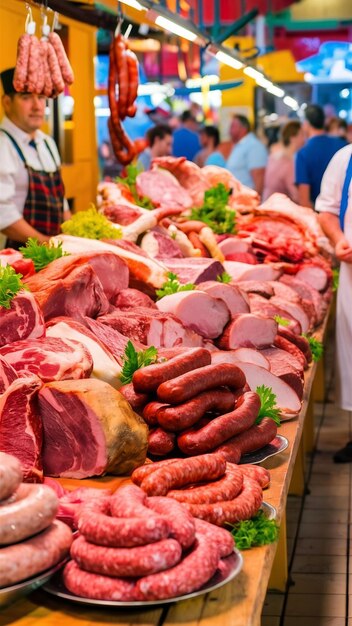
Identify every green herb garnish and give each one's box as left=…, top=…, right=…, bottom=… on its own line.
left=217, top=271, right=232, bottom=284
left=120, top=341, right=158, bottom=385
left=191, top=184, right=236, bottom=235
left=332, top=268, right=339, bottom=292
left=273, top=315, right=291, bottom=327
left=255, top=385, right=281, bottom=425
left=19, top=238, right=69, bottom=272
left=156, top=272, right=196, bottom=299
left=228, top=510, right=279, bottom=550
left=0, top=265, right=26, bottom=309
left=61, top=206, right=122, bottom=240
left=116, top=164, right=154, bottom=210
left=303, top=335, right=324, bottom=362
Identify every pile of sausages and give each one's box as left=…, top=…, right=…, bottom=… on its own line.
left=0, top=452, right=72, bottom=588
left=63, top=483, right=235, bottom=601
left=14, top=31, right=74, bottom=97
left=108, top=32, right=145, bottom=165
left=123, top=348, right=278, bottom=462
left=132, top=455, right=268, bottom=526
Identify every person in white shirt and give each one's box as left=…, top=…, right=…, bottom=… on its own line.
left=0, top=67, right=70, bottom=248
left=316, top=144, right=352, bottom=462
left=226, top=115, right=268, bottom=196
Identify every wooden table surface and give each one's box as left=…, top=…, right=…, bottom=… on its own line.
left=0, top=341, right=324, bottom=626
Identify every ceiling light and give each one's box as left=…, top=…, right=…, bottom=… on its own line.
left=243, top=66, right=265, bottom=81
left=146, top=10, right=207, bottom=44
left=283, top=95, right=299, bottom=110
left=207, top=45, right=244, bottom=70
left=117, top=0, right=147, bottom=10
left=266, top=84, right=285, bottom=98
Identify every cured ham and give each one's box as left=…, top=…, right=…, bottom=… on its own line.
left=156, top=291, right=230, bottom=339
left=217, top=314, right=278, bottom=350
left=196, top=281, right=250, bottom=316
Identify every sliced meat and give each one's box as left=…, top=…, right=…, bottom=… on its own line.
left=261, top=347, right=304, bottom=399
left=236, top=280, right=274, bottom=299
left=217, top=314, right=278, bottom=350
left=136, top=169, right=194, bottom=210
left=277, top=328, right=312, bottom=363
left=248, top=293, right=302, bottom=335
left=218, top=237, right=252, bottom=255
left=159, top=257, right=224, bottom=285
left=140, top=230, right=183, bottom=259
left=112, top=288, right=157, bottom=310
left=295, top=264, right=329, bottom=292
left=0, top=356, right=18, bottom=393
left=0, top=291, right=45, bottom=348
left=223, top=261, right=282, bottom=282
left=196, top=281, right=250, bottom=316
left=211, top=348, right=270, bottom=370
left=279, top=275, right=326, bottom=324
left=156, top=291, right=230, bottom=339
left=269, top=297, right=310, bottom=334
left=235, top=362, right=301, bottom=416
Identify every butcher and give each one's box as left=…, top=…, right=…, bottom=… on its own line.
left=316, top=143, right=352, bottom=462
left=0, top=67, right=70, bottom=249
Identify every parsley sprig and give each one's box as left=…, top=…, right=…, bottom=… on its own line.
left=116, top=164, right=154, bottom=210
left=217, top=271, right=232, bottom=284
left=303, top=334, right=324, bottom=362
left=228, top=510, right=279, bottom=550
left=255, top=385, right=281, bottom=426
left=0, top=265, right=27, bottom=309
left=273, top=315, right=291, bottom=327
left=190, top=184, right=236, bottom=235
left=156, top=272, right=196, bottom=300
left=120, top=341, right=158, bottom=385
left=19, top=238, right=69, bottom=272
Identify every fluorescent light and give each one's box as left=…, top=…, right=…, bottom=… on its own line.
left=266, top=84, right=285, bottom=98
left=118, top=0, right=147, bottom=10
left=214, top=50, right=244, bottom=70
left=283, top=95, right=299, bottom=110
left=154, top=15, right=198, bottom=42
left=243, top=66, right=265, bottom=81
left=138, top=83, right=175, bottom=96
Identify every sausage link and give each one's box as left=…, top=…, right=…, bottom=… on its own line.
left=177, top=391, right=261, bottom=455
left=149, top=389, right=236, bottom=432
left=0, top=520, right=72, bottom=587
left=126, top=103, right=137, bottom=117
left=109, top=484, right=154, bottom=518
left=40, top=39, right=54, bottom=98
left=142, top=401, right=164, bottom=426
left=148, top=427, right=176, bottom=456
left=132, top=348, right=211, bottom=393
left=140, top=454, right=226, bottom=496
left=125, top=49, right=139, bottom=108
left=214, top=418, right=278, bottom=464
left=71, top=535, right=182, bottom=577
left=185, top=476, right=263, bottom=526
left=119, top=383, right=148, bottom=412
left=176, top=220, right=207, bottom=234
left=148, top=496, right=195, bottom=549
left=167, top=467, right=243, bottom=504
left=135, top=530, right=219, bottom=600
left=194, top=518, right=234, bottom=557
left=187, top=231, right=210, bottom=257
left=26, top=36, right=42, bottom=93
left=13, top=34, right=31, bottom=92
left=108, top=43, right=119, bottom=127
left=115, top=35, right=129, bottom=120
left=63, top=560, right=137, bottom=601
left=0, top=483, right=58, bottom=545
left=0, top=452, right=22, bottom=501
left=48, top=32, right=74, bottom=84
left=157, top=363, right=246, bottom=404
left=47, top=41, right=65, bottom=94
left=77, top=497, right=170, bottom=547
left=35, top=45, right=45, bottom=95
left=131, top=459, right=179, bottom=486
left=231, top=463, right=271, bottom=489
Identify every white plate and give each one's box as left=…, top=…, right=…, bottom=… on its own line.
left=260, top=501, right=277, bottom=520
left=239, top=434, right=289, bottom=465
left=43, top=548, right=243, bottom=607
left=0, top=559, right=67, bottom=608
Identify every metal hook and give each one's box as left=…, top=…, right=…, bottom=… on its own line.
left=25, top=3, right=34, bottom=33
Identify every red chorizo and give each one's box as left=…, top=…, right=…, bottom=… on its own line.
left=132, top=347, right=211, bottom=393
left=13, top=33, right=31, bottom=92
left=185, top=476, right=263, bottom=526
left=63, top=560, right=137, bottom=601
left=233, top=463, right=271, bottom=489
left=48, top=32, right=74, bottom=85
left=148, top=496, right=196, bottom=549
left=0, top=452, right=22, bottom=501
left=142, top=401, right=164, bottom=426
left=109, top=484, right=153, bottom=519
left=194, top=518, right=234, bottom=557
left=114, top=35, right=129, bottom=120
left=131, top=458, right=179, bottom=486
left=0, top=483, right=58, bottom=545
left=148, top=427, right=176, bottom=456
left=177, top=391, right=261, bottom=455
left=157, top=363, right=246, bottom=404
left=119, top=382, right=148, bottom=412
left=167, top=467, right=243, bottom=504
left=140, top=454, right=226, bottom=496
left=71, top=535, right=182, bottom=577
left=47, top=41, right=65, bottom=94
left=135, top=530, right=220, bottom=600
left=26, top=36, right=42, bottom=93
left=214, top=418, right=278, bottom=464
left=153, top=389, right=236, bottom=432
left=125, top=49, right=139, bottom=109
left=187, top=231, right=210, bottom=257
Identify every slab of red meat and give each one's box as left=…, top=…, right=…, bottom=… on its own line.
left=0, top=356, right=18, bottom=393
left=0, top=337, right=93, bottom=383
left=136, top=168, right=194, bottom=209
left=248, top=294, right=302, bottom=335
left=237, top=216, right=307, bottom=262
left=83, top=317, right=145, bottom=365
left=150, top=157, right=211, bottom=207
left=0, top=291, right=45, bottom=348
left=159, top=257, right=225, bottom=285
left=0, top=374, right=43, bottom=482
left=140, top=230, right=183, bottom=259
left=112, top=288, right=157, bottom=310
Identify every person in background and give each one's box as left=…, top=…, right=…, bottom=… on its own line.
left=325, top=117, right=348, bottom=141
left=136, top=124, right=173, bottom=171
left=226, top=115, right=268, bottom=196
left=0, top=67, right=70, bottom=248
left=172, top=110, right=201, bottom=161
left=295, top=104, right=347, bottom=208
left=194, top=125, right=226, bottom=168
left=262, top=120, right=305, bottom=202
left=315, top=143, right=352, bottom=461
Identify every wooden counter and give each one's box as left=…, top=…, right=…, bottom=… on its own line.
left=0, top=331, right=327, bottom=626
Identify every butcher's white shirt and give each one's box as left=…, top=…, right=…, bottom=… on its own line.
left=316, top=144, right=352, bottom=244
left=0, top=116, right=64, bottom=231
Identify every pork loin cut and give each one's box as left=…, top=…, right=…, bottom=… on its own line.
left=0, top=337, right=93, bottom=383
left=211, top=347, right=270, bottom=370
left=38, top=379, right=148, bottom=478
left=112, top=288, right=157, bottom=310
left=0, top=374, right=43, bottom=482
left=295, top=264, right=329, bottom=293
left=0, top=291, right=45, bottom=347
left=270, top=297, right=310, bottom=334
left=0, top=356, right=18, bottom=393
left=234, top=362, right=301, bottom=416
left=236, top=280, right=274, bottom=299
left=140, top=230, right=183, bottom=259
left=196, top=281, right=250, bottom=316
left=159, top=257, right=224, bottom=285
left=156, top=291, right=230, bottom=339
left=279, top=275, right=326, bottom=324
left=46, top=318, right=122, bottom=388
left=261, top=347, right=304, bottom=399
left=248, top=294, right=302, bottom=335
left=218, top=237, right=252, bottom=256
left=217, top=314, right=278, bottom=350
left=224, top=261, right=282, bottom=282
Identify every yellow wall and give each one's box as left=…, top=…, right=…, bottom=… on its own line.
left=291, top=0, right=351, bottom=20
left=0, top=0, right=98, bottom=212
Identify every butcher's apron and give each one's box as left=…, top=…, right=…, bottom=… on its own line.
left=336, top=155, right=352, bottom=410
left=0, top=129, right=65, bottom=250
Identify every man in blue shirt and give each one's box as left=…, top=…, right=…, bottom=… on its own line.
left=295, top=104, right=346, bottom=207
left=194, top=125, right=226, bottom=168
left=172, top=110, right=201, bottom=161
left=226, top=115, right=268, bottom=196
left=136, top=124, right=173, bottom=171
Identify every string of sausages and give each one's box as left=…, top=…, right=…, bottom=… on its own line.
left=14, top=25, right=74, bottom=97
left=108, top=32, right=145, bottom=166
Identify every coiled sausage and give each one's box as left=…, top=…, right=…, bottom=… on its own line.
left=194, top=518, right=234, bottom=557
left=147, top=496, right=195, bottom=549
left=167, top=467, right=243, bottom=504
left=0, top=483, right=58, bottom=545
left=132, top=348, right=211, bottom=393
left=0, top=452, right=22, bottom=502
left=109, top=484, right=154, bottom=519
left=131, top=458, right=179, bottom=486
left=63, top=560, right=137, bottom=601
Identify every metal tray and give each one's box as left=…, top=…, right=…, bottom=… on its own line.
left=260, top=501, right=277, bottom=520
left=0, top=559, right=67, bottom=608
left=43, top=547, right=243, bottom=607
left=239, top=434, right=289, bottom=465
